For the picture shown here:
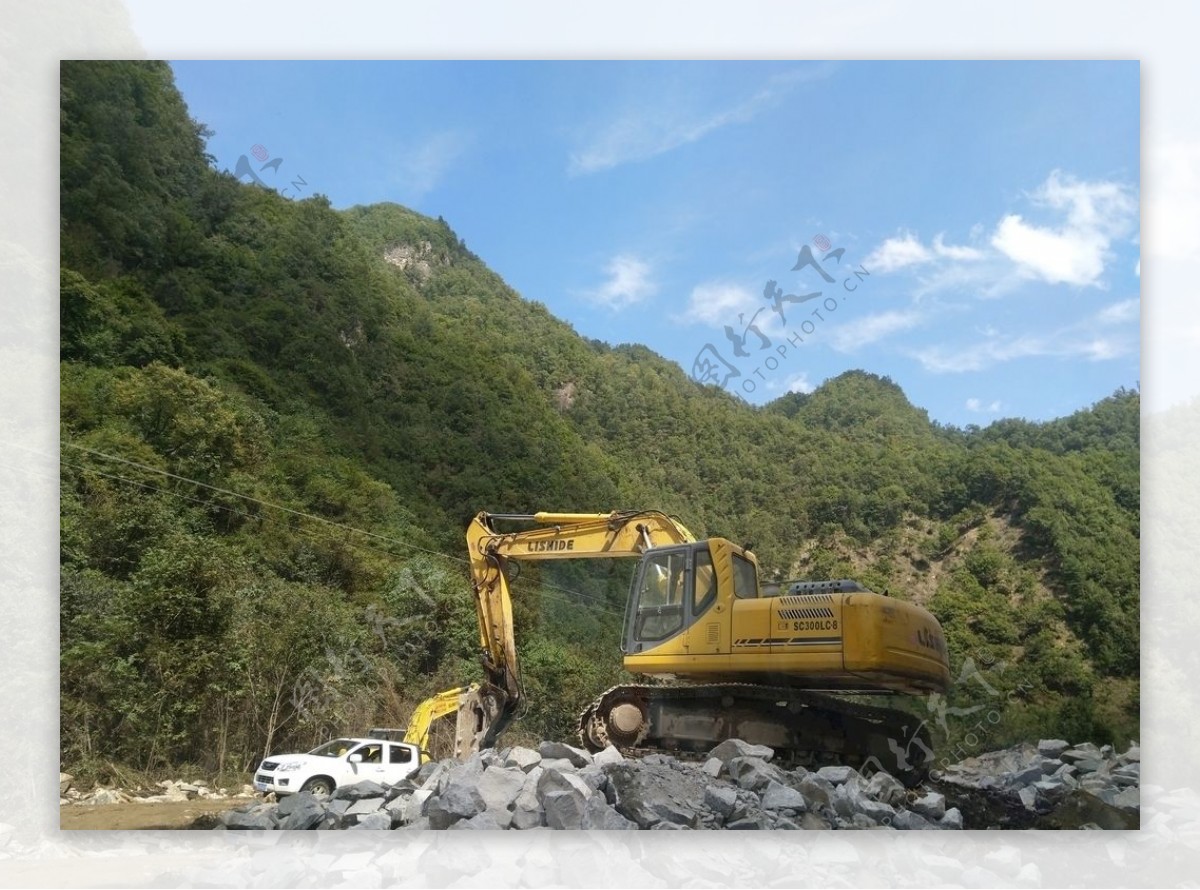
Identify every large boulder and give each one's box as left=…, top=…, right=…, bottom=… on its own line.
left=728, top=756, right=788, bottom=792
left=538, top=741, right=592, bottom=768
left=910, top=791, right=946, bottom=821
left=1037, top=739, right=1071, bottom=759
left=476, top=766, right=526, bottom=813
left=543, top=789, right=588, bottom=829
left=503, top=746, right=543, bottom=772
left=278, top=795, right=326, bottom=830
left=707, top=739, right=775, bottom=765
left=332, top=780, right=387, bottom=802
left=703, top=785, right=738, bottom=819
left=580, top=794, right=638, bottom=830
left=423, top=779, right=486, bottom=829
left=816, top=765, right=859, bottom=786
left=864, top=771, right=906, bottom=807
left=603, top=762, right=706, bottom=829
left=760, top=781, right=807, bottom=813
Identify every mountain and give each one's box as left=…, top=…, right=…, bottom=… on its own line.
left=58, top=61, right=1139, bottom=780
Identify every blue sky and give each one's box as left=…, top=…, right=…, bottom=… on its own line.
left=171, top=60, right=1140, bottom=426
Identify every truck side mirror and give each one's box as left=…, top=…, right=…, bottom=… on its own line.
left=348, top=753, right=362, bottom=763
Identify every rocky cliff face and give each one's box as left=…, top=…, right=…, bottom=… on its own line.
left=214, top=737, right=1139, bottom=831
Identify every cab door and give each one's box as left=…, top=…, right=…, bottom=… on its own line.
left=380, top=743, right=418, bottom=783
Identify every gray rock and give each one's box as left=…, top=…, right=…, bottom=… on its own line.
left=701, top=757, right=724, bottom=779
left=348, top=811, right=391, bottom=830
left=580, top=794, right=638, bottom=830
left=538, top=741, right=592, bottom=767
left=332, top=780, right=387, bottom=801
left=476, top=766, right=526, bottom=813
left=704, top=785, right=738, bottom=818
left=576, top=765, right=610, bottom=796
left=325, top=798, right=352, bottom=816
left=939, top=807, right=964, bottom=830
left=344, top=797, right=383, bottom=817
left=799, top=811, right=832, bottom=830
left=1089, top=785, right=1139, bottom=813
left=760, top=781, right=808, bottom=812
left=651, top=821, right=691, bottom=829
left=222, top=808, right=277, bottom=830
left=1072, top=758, right=1107, bottom=775
left=449, top=811, right=504, bottom=830
left=725, top=816, right=763, bottom=829
left=864, top=771, right=906, bottom=807
left=1111, top=763, right=1140, bottom=786
left=537, top=767, right=593, bottom=800
left=510, top=804, right=544, bottom=830
left=424, top=780, right=486, bottom=829
left=890, top=809, right=937, bottom=830
left=503, top=746, right=543, bottom=772
left=832, top=781, right=895, bottom=823
left=543, top=789, right=587, bottom=829
left=708, top=738, right=775, bottom=764
left=400, top=816, right=431, bottom=830
left=590, top=745, right=624, bottom=767
left=1032, top=777, right=1070, bottom=803
left=275, top=791, right=317, bottom=817
left=1118, top=744, right=1140, bottom=764
left=1060, top=743, right=1103, bottom=764
left=59, top=773, right=73, bottom=795
left=797, top=774, right=835, bottom=809
left=816, top=765, right=859, bottom=785
left=910, top=791, right=946, bottom=821
left=1018, top=785, right=1039, bottom=811
left=539, top=758, right=578, bottom=773
left=1037, top=739, right=1071, bottom=759
left=728, top=756, right=787, bottom=792
left=604, top=762, right=706, bottom=829
left=278, top=796, right=325, bottom=830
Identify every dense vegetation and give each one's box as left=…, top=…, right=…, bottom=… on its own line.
left=59, top=62, right=1140, bottom=782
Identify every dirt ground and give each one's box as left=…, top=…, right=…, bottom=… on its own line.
left=59, top=797, right=254, bottom=830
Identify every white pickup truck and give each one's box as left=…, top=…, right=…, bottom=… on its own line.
left=253, top=737, right=422, bottom=797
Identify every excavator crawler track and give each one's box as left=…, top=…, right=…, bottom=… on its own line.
left=579, top=682, right=933, bottom=786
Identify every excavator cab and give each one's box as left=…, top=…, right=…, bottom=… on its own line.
left=623, top=541, right=726, bottom=653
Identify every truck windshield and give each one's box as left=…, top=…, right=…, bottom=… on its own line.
left=309, top=739, right=355, bottom=757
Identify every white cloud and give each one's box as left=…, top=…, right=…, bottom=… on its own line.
left=587, top=255, right=657, bottom=309
left=785, top=373, right=814, bottom=395
left=830, top=310, right=922, bottom=353
left=966, top=398, right=1002, bottom=413
left=915, top=330, right=1134, bottom=373
left=1096, top=298, right=1140, bottom=325
left=569, top=66, right=833, bottom=175
left=932, top=234, right=986, bottom=261
left=990, top=170, right=1136, bottom=287
left=681, top=281, right=758, bottom=328
left=864, top=233, right=932, bottom=272
left=389, top=130, right=470, bottom=200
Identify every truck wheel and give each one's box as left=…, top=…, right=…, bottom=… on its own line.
left=301, top=776, right=334, bottom=797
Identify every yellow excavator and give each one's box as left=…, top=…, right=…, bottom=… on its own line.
left=430, top=510, right=950, bottom=781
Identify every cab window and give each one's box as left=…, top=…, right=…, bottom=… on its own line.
left=389, top=744, right=413, bottom=764
left=693, top=549, right=717, bottom=615
left=353, top=743, right=382, bottom=763
left=632, top=549, right=686, bottom=642
left=732, top=553, right=758, bottom=599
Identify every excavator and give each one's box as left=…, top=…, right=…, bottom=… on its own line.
left=426, top=510, right=950, bottom=782
left=369, top=684, right=479, bottom=763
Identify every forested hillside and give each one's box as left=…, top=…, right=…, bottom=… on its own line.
left=59, top=62, right=1139, bottom=782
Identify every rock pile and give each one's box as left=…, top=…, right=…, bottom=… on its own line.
left=931, top=739, right=1140, bottom=829
left=216, top=738, right=968, bottom=831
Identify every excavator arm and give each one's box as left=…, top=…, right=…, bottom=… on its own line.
left=456, top=510, right=695, bottom=754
